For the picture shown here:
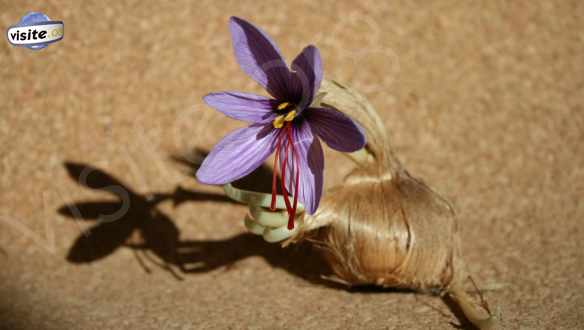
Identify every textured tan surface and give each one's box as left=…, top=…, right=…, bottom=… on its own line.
left=1, top=1, right=583, bottom=329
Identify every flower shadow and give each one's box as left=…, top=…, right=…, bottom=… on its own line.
left=59, top=161, right=237, bottom=280
left=58, top=156, right=331, bottom=286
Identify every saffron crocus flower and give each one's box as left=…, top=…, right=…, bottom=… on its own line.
left=197, top=17, right=366, bottom=229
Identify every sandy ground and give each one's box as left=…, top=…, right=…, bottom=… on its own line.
left=1, top=1, right=583, bottom=329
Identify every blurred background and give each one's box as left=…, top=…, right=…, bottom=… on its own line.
left=1, top=1, right=583, bottom=329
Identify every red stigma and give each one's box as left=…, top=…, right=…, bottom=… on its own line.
left=270, top=122, right=300, bottom=230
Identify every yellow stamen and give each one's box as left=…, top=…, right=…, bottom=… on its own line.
left=277, top=102, right=290, bottom=111
left=284, top=110, right=296, bottom=122
left=273, top=115, right=285, bottom=128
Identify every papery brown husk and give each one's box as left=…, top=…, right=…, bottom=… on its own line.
left=293, top=80, right=495, bottom=329
left=312, top=167, right=464, bottom=293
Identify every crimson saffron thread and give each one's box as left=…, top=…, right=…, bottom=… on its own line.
left=269, top=122, right=301, bottom=229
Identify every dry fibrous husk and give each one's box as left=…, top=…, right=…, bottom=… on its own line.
left=295, top=80, right=496, bottom=329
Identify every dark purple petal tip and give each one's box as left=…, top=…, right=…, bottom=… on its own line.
left=291, top=45, right=323, bottom=109
left=306, top=106, right=367, bottom=153
left=229, top=16, right=291, bottom=100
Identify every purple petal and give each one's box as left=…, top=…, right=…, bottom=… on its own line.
left=196, top=124, right=277, bottom=184
left=203, top=92, right=276, bottom=123
left=290, top=45, right=322, bottom=110
left=306, top=106, right=366, bottom=152
left=279, top=121, right=324, bottom=214
left=229, top=17, right=291, bottom=100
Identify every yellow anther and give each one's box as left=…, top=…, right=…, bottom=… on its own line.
left=273, top=115, right=285, bottom=128
left=284, top=110, right=296, bottom=122
left=277, top=102, right=290, bottom=111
